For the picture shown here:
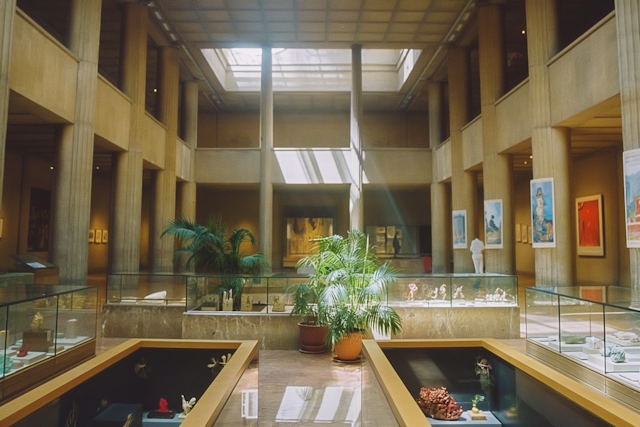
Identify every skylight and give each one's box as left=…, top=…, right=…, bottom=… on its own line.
left=201, top=48, right=420, bottom=92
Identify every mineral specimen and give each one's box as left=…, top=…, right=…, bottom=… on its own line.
left=416, top=387, right=463, bottom=421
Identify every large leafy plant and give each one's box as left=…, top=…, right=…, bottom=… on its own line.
left=294, top=230, right=402, bottom=346
left=162, top=216, right=267, bottom=308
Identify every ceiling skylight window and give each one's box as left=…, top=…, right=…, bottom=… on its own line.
left=201, top=48, right=421, bottom=93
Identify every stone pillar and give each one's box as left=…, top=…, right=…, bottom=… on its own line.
left=149, top=46, right=179, bottom=273
left=110, top=3, right=147, bottom=273
left=615, top=0, right=640, bottom=289
left=176, top=81, right=198, bottom=273
left=526, top=0, right=574, bottom=285
left=50, top=0, right=102, bottom=284
left=448, top=47, right=477, bottom=273
left=478, top=1, right=514, bottom=274
left=0, top=0, right=16, bottom=213
left=259, top=47, right=273, bottom=269
left=179, top=81, right=198, bottom=221
left=428, top=81, right=451, bottom=272
left=349, top=44, right=364, bottom=232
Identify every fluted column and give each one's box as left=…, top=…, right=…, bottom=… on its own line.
left=110, top=3, right=147, bottom=273
left=0, top=0, right=16, bottom=214
left=478, top=1, right=514, bottom=274
left=50, top=0, right=102, bottom=284
left=526, top=0, right=574, bottom=285
left=428, top=81, right=451, bottom=272
left=150, top=46, right=179, bottom=272
left=615, top=0, right=640, bottom=289
left=176, top=81, right=198, bottom=273
left=448, top=47, right=477, bottom=273
left=349, top=44, right=364, bottom=232
left=259, top=47, right=273, bottom=269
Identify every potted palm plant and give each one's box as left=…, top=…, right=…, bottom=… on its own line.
left=294, top=230, right=402, bottom=360
left=162, top=216, right=267, bottom=310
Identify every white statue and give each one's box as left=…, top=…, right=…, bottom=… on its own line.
left=179, top=395, right=196, bottom=418
left=470, top=238, right=484, bottom=274
left=453, top=286, right=464, bottom=299
left=431, top=287, right=438, bottom=299
left=438, top=284, right=447, bottom=300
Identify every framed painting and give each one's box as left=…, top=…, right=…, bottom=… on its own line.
left=102, top=230, right=109, bottom=244
left=623, top=148, right=640, bottom=248
left=452, top=210, right=467, bottom=249
left=515, top=224, right=521, bottom=242
left=89, top=230, right=95, bottom=243
left=522, top=225, right=528, bottom=243
left=576, top=195, right=604, bottom=256
left=95, top=230, right=102, bottom=244
left=530, top=178, right=556, bottom=248
left=484, top=199, right=503, bottom=249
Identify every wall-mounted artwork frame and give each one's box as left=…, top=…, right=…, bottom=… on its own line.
left=89, top=230, right=95, bottom=243
left=452, top=210, right=467, bottom=249
left=515, top=223, right=521, bottom=242
left=522, top=225, right=528, bottom=243
left=484, top=199, right=503, bottom=249
left=576, top=194, right=604, bottom=256
left=102, top=230, right=109, bottom=243
left=623, top=148, right=640, bottom=248
left=95, top=230, right=102, bottom=244
left=530, top=178, right=556, bottom=248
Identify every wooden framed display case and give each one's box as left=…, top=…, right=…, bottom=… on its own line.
left=0, top=284, right=97, bottom=402
left=0, top=339, right=258, bottom=427
left=363, top=339, right=640, bottom=427
left=9, top=254, right=59, bottom=285
left=526, top=286, right=640, bottom=410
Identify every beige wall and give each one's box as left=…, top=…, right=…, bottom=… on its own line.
left=94, top=76, right=131, bottom=150
left=362, top=113, right=429, bottom=148
left=88, top=171, right=111, bottom=274
left=364, top=187, right=431, bottom=227
left=461, top=117, right=483, bottom=170
left=142, top=113, right=166, bottom=168
left=275, top=112, right=349, bottom=148
left=0, top=152, right=24, bottom=272
left=573, top=149, right=626, bottom=285
left=10, top=11, right=77, bottom=123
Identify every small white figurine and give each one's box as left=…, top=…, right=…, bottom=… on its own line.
left=408, top=283, right=418, bottom=301
left=439, top=284, right=447, bottom=300
left=453, top=286, right=464, bottom=299
left=470, top=238, right=484, bottom=274
left=179, top=395, right=196, bottom=418
left=431, top=288, right=438, bottom=299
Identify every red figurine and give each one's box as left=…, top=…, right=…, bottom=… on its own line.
left=157, top=398, right=169, bottom=413
left=17, top=345, right=30, bottom=357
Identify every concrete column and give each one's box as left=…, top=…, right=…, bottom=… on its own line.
left=49, top=0, right=102, bottom=284
left=428, top=81, right=451, bottom=272
left=349, top=44, right=364, bottom=232
left=615, top=0, right=640, bottom=289
left=110, top=3, right=147, bottom=273
left=478, top=1, right=514, bottom=274
left=149, top=46, right=179, bottom=272
left=526, top=0, right=574, bottom=285
left=259, top=47, right=273, bottom=269
left=448, top=47, right=477, bottom=273
left=0, top=0, right=16, bottom=214
left=179, top=81, right=198, bottom=221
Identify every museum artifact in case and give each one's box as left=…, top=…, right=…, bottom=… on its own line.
left=0, top=284, right=97, bottom=401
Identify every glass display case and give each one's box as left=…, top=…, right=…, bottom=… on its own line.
left=107, top=273, right=192, bottom=307
left=526, top=286, right=640, bottom=393
left=0, top=284, right=97, bottom=401
left=388, top=274, right=518, bottom=308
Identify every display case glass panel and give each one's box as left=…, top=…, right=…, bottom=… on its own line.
left=390, top=274, right=517, bottom=308
left=0, top=285, right=97, bottom=386
left=107, top=273, right=188, bottom=305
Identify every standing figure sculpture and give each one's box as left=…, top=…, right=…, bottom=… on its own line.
left=470, top=238, right=484, bottom=274
left=392, top=230, right=401, bottom=257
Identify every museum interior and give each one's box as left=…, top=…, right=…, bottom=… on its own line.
left=2, top=0, right=640, bottom=426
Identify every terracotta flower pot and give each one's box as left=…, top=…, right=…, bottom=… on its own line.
left=298, top=322, right=328, bottom=354
left=334, top=332, right=363, bottom=361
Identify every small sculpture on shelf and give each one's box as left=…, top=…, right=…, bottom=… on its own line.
left=272, top=295, right=285, bottom=312
left=468, top=394, right=487, bottom=420
left=31, top=312, right=44, bottom=332
left=241, top=294, right=253, bottom=311
left=148, top=398, right=175, bottom=419
left=179, top=395, right=197, bottom=418
left=415, top=387, right=463, bottom=421
left=438, top=284, right=447, bottom=300
left=610, top=346, right=626, bottom=363
left=134, top=357, right=149, bottom=379
left=408, top=283, right=418, bottom=301
left=452, top=286, right=464, bottom=300
left=475, top=356, right=494, bottom=394
left=222, top=290, right=234, bottom=311
left=470, top=238, right=484, bottom=274
left=430, top=287, right=439, bottom=299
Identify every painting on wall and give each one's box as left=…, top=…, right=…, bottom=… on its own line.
left=95, top=230, right=103, bottom=244
left=515, top=224, right=522, bottom=242
left=452, top=210, right=467, bottom=249
left=484, top=199, right=503, bottom=249
left=102, top=230, right=109, bottom=243
left=522, top=225, right=528, bottom=244
left=27, top=188, right=51, bottom=252
left=623, top=148, right=640, bottom=248
left=530, top=178, right=556, bottom=248
left=89, top=230, right=95, bottom=243
left=576, top=194, right=604, bottom=256
left=286, top=218, right=334, bottom=256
